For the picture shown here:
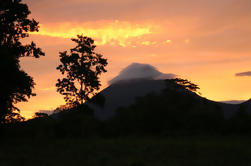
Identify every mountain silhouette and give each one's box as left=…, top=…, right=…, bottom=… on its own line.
left=88, top=79, right=250, bottom=120
left=89, top=79, right=166, bottom=120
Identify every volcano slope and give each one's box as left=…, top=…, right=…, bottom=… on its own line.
left=90, top=79, right=249, bottom=121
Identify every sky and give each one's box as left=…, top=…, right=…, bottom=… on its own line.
left=18, top=0, right=251, bottom=118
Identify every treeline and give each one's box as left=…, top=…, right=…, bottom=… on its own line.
left=1, top=80, right=251, bottom=139
left=105, top=84, right=251, bottom=136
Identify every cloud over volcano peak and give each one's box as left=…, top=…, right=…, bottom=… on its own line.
left=109, top=63, right=176, bottom=85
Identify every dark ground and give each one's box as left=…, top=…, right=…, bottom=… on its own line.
left=1, top=136, right=251, bottom=166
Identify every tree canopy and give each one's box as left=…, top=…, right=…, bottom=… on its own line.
left=0, top=0, right=45, bottom=123
left=166, top=78, right=200, bottom=94
left=56, top=35, right=108, bottom=106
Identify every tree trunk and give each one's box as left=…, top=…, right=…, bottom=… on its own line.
left=80, top=81, right=83, bottom=105
left=80, top=53, right=84, bottom=105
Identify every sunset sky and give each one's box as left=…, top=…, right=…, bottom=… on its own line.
left=19, top=0, right=251, bottom=118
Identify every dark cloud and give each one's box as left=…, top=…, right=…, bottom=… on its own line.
left=235, top=71, right=251, bottom=77
left=109, top=63, right=176, bottom=84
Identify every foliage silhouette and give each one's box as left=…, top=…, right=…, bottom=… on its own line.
left=0, top=0, right=45, bottom=124
left=56, top=35, right=107, bottom=106
left=166, top=78, right=200, bottom=94
left=2, top=79, right=251, bottom=138
left=105, top=79, right=223, bottom=136
left=33, top=112, right=49, bottom=118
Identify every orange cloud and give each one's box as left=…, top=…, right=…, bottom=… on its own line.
left=141, top=41, right=158, bottom=46
left=32, top=20, right=156, bottom=46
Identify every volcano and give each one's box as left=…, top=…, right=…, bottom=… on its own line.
left=89, top=78, right=250, bottom=120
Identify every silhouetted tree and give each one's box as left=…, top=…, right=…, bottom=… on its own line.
left=33, top=112, right=49, bottom=118
left=0, top=0, right=45, bottom=123
left=56, top=35, right=108, bottom=106
left=166, top=78, right=200, bottom=94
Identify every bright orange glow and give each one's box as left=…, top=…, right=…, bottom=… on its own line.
left=18, top=0, right=251, bottom=119
left=18, top=95, right=65, bottom=119
left=141, top=41, right=157, bottom=46
left=184, top=39, right=190, bottom=44
left=32, top=20, right=155, bottom=46
left=165, top=40, right=172, bottom=44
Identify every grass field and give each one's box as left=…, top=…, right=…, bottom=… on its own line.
left=0, top=136, right=251, bottom=166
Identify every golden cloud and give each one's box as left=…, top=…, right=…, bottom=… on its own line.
left=32, top=20, right=156, bottom=46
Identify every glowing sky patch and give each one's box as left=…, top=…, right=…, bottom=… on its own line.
left=32, top=20, right=155, bottom=46
left=17, top=0, right=251, bottom=119
left=165, top=40, right=172, bottom=44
